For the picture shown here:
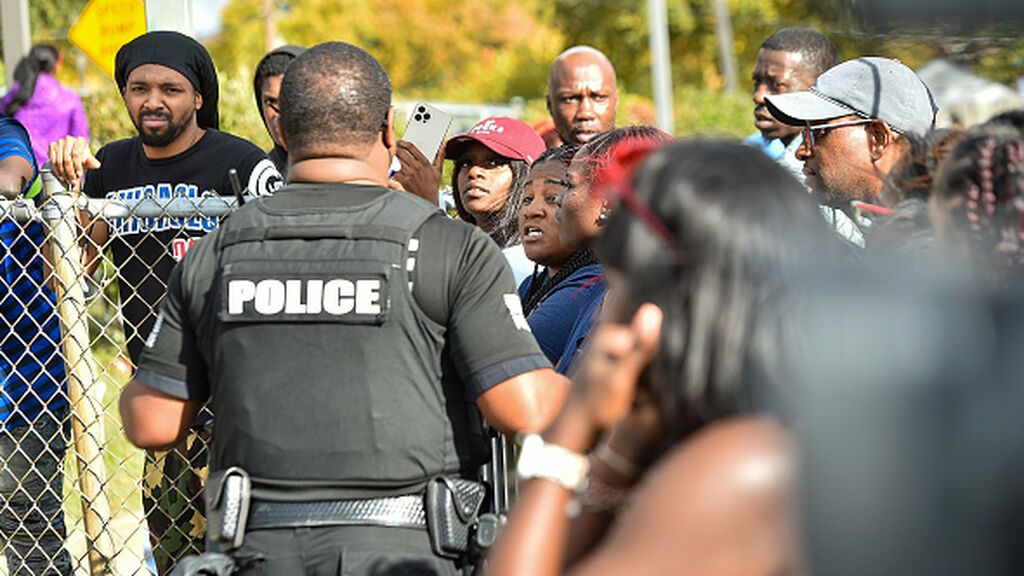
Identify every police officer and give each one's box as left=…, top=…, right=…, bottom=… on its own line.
left=119, top=42, right=567, bottom=575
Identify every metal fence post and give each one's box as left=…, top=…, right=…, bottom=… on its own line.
left=40, top=169, right=115, bottom=575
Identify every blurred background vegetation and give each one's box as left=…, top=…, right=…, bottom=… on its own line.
left=2, top=0, right=1023, bottom=149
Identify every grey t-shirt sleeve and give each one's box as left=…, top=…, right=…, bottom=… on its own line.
left=134, top=234, right=216, bottom=402
left=412, top=216, right=549, bottom=399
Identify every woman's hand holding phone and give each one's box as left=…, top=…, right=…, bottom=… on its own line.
left=389, top=140, right=442, bottom=205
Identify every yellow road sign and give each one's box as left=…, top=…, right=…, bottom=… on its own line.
left=69, top=0, right=147, bottom=79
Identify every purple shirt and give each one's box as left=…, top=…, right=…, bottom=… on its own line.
left=1, top=74, right=90, bottom=166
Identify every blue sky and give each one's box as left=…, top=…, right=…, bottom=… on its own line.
left=193, top=0, right=230, bottom=38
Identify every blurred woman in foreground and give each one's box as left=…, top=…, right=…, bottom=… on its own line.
left=489, top=140, right=838, bottom=576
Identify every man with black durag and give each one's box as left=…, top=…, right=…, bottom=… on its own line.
left=49, top=30, right=282, bottom=573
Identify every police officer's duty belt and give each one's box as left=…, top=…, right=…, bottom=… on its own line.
left=247, top=495, right=427, bottom=530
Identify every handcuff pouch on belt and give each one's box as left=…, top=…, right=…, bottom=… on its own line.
left=425, top=476, right=486, bottom=559
left=205, top=467, right=251, bottom=551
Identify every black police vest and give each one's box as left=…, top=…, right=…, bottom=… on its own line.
left=207, top=187, right=453, bottom=496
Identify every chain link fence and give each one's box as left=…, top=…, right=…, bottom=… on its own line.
left=0, top=172, right=246, bottom=575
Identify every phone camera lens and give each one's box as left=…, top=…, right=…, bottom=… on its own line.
left=418, top=106, right=426, bottom=113
left=424, top=113, right=432, bottom=120
left=414, top=114, right=422, bottom=122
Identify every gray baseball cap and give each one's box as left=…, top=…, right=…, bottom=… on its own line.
left=764, top=57, right=939, bottom=136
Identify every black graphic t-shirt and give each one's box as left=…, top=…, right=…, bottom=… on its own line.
left=84, top=129, right=282, bottom=363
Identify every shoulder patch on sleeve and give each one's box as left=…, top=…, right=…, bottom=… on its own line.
left=503, top=294, right=531, bottom=332
left=144, top=312, right=165, bottom=348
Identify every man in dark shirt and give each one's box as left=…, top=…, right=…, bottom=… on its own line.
left=49, top=31, right=282, bottom=573
left=120, top=41, right=567, bottom=575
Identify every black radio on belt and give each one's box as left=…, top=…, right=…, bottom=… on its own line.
left=205, top=467, right=251, bottom=550
left=425, top=476, right=487, bottom=559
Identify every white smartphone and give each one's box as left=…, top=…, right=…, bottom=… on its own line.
left=391, top=103, right=452, bottom=174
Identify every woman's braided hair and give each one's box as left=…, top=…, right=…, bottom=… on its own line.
left=933, top=124, right=1024, bottom=276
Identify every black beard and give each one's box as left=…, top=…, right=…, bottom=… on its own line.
left=134, top=110, right=193, bottom=148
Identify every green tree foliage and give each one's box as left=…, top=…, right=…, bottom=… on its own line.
left=976, top=38, right=1024, bottom=86
left=211, top=0, right=563, bottom=102
left=0, top=0, right=86, bottom=46
left=29, top=0, right=89, bottom=38
left=207, top=0, right=767, bottom=138
left=0, top=0, right=88, bottom=87
left=22, top=0, right=88, bottom=71
left=552, top=0, right=792, bottom=93
left=218, top=70, right=273, bottom=150
left=9, top=0, right=1022, bottom=148
left=79, top=88, right=132, bottom=148
left=79, top=71, right=272, bottom=151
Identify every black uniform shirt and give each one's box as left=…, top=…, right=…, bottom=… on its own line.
left=84, top=129, right=282, bottom=364
left=137, top=183, right=547, bottom=407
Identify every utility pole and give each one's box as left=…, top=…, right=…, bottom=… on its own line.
left=264, top=0, right=278, bottom=53
left=712, top=0, right=738, bottom=92
left=647, top=0, right=675, bottom=135
left=2, top=0, right=31, bottom=87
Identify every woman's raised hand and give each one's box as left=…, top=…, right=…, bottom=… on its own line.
left=570, top=303, right=662, bottom=434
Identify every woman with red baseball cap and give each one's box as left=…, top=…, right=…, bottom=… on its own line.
left=444, top=116, right=546, bottom=283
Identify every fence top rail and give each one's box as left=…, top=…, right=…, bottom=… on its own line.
left=0, top=193, right=257, bottom=223
left=0, top=197, right=41, bottom=223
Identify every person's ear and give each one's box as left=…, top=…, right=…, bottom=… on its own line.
left=867, top=120, right=892, bottom=162
left=546, top=93, right=554, bottom=116
left=195, top=91, right=203, bottom=112
left=383, top=106, right=398, bottom=156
